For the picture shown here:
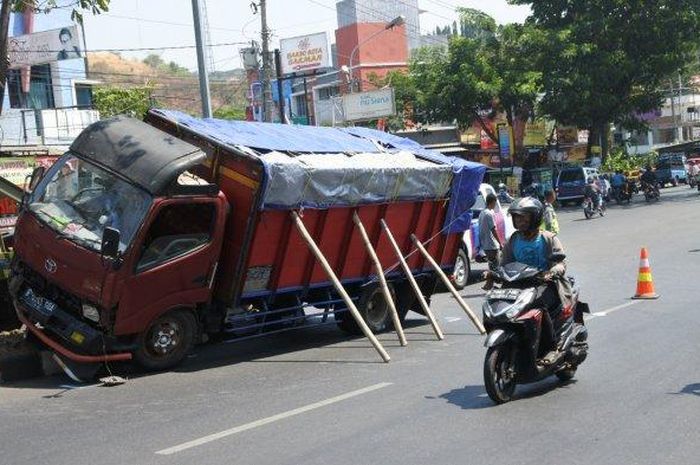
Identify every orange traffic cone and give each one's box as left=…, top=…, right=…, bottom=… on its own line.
left=632, top=248, right=659, bottom=299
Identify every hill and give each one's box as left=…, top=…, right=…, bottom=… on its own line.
left=87, top=52, right=248, bottom=116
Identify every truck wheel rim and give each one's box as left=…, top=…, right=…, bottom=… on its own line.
left=454, top=256, right=466, bottom=284
left=150, top=321, right=181, bottom=355
left=366, top=293, right=388, bottom=326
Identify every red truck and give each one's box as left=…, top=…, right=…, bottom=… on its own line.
left=10, top=110, right=485, bottom=370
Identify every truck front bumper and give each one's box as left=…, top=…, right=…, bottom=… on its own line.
left=15, top=299, right=132, bottom=364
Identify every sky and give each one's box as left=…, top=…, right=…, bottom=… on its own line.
left=81, top=0, right=531, bottom=71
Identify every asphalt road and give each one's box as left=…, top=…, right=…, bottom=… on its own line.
left=2, top=186, right=699, bottom=465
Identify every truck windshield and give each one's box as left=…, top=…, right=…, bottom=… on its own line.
left=29, top=153, right=152, bottom=252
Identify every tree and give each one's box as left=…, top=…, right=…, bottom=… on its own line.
left=0, top=0, right=110, bottom=115
left=213, top=105, right=246, bottom=121
left=143, top=54, right=165, bottom=69
left=408, top=9, right=543, bottom=146
left=93, top=85, right=154, bottom=119
left=510, top=0, right=700, bottom=157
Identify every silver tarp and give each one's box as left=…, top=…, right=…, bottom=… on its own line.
left=260, top=150, right=453, bottom=209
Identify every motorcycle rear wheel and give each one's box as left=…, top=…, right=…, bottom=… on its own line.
left=484, top=345, right=517, bottom=404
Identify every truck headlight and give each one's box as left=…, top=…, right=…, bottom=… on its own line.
left=82, top=303, right=100, bottom=322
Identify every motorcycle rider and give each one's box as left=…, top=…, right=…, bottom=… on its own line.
left=486, top=197, right=573, bottom=363
left=610, top=170, right=627, bottom=199
left=641, top=165, right=658, bottom=192
left=583, top=177, right=602, bottom=210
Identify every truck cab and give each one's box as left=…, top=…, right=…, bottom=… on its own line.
left=452, top=183, right=514, bottom=289
left=12, top=117, right=228, bottom=370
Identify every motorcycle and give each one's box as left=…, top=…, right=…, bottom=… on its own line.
left=611, top=185, right=631, bottom=205
left=482, top=261, right=590, bottom=404
left=642, top=182, right=660, bottom=202
left=582, top=193, right=605, bottom=219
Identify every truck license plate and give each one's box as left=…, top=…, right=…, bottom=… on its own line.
left=22, top=288, right=57, bottom=317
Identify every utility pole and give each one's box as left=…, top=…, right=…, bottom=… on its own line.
left=0, top=0, right=13, bottom=116
left=191, top=0, right=212, bottom=118
left=669, top=79, right=677, bottom=144
left=678, top=72, right=684, bottom=142
left=260, top=0, right=273, bottom=123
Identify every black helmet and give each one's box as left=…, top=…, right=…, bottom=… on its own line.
left=509, top=196, right=544, bottom=232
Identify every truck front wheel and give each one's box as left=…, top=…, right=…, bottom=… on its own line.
left=133, top=310, right=197, bottom=371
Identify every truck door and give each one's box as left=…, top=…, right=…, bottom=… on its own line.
left=115, top=198, right=225, bottom=335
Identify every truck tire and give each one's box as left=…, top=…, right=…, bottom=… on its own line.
left=133, top=309, right=197, bottom=371
left=336, top=284, right=393, bottom=335
left=452, top=248, right=470, bottom=290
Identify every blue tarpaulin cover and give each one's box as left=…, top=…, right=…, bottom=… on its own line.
left=152, top=109, right=485, bottom=233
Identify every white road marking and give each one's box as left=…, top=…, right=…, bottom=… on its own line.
left=587, top=300, right=643, bottom=320
left=445, top=317, right=462, bottom=323
left=155, top=382, right=393, bottom=455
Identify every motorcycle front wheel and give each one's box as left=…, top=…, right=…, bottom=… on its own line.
left=484, top=344, right=517, bottom=404
left=555, top=366, right=577, bottom=382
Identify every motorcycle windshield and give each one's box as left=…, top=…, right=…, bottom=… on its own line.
left=28, top=153, right=153, bottom=253
left=497, top=262, right=542, bottom=282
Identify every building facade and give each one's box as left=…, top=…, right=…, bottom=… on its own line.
left=336, top=0, right=420, bottom=51
left=1, top=2, right=99, bottom=147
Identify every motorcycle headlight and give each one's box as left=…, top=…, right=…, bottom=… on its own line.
left=504, top=288, right=536, bottom=318
left=82, top=303, right=100, bottom=322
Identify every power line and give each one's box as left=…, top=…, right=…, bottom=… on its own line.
left=10, top=41, right=248, bottom=54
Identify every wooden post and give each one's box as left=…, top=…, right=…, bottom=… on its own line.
left=411, top=234, right=486, bottom=334
left=353, top=212, right=407, bottom=346
left=291, top=212, right=391, bottom=362
left=380, top=219, right=444, bottom=340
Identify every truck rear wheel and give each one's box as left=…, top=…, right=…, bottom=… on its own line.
left=336, top=284, right=393, bottom=335
left=133, top=310, right=196, bottom=371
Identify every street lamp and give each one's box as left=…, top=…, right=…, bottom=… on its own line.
left=348, top=15, right=405, bottom=93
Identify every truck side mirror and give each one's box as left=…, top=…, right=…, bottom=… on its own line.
left=28, top=166, right=45, bottom=192
left=101, top=227, right=121, bottom=260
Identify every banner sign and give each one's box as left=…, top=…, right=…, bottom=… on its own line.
left=498, top=124, right=514, bottom=159
left=343, top=88, right=396, bottom=121
left=280, top=32, right=329, bottom=75
left=9, top=26, right=82, bottom=68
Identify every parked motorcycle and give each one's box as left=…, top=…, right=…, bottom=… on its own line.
left=582, top=194, right=605, bottom=219
left=642, top=182, right=660, bottom=202
left=482, top=262, right=590, bottom=404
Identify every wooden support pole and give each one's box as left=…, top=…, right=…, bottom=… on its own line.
left=291, top=211, right=391, bottom=362
left=411, top=234, right=486, bottom=335
left=380, top=219, right=444, bottom=340
left=353, top=212, right=407, bottom=346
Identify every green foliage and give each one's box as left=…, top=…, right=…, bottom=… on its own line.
left=407, top=10, right=543, bottom=143
left=143, top=54, right=165, bottom=69
left=601, top=147, right=658, bottom=173
left=509, top=0, right=700, bottom=151
left=93, top=85, right=154, bottom=119
left=12, top=1, right=110, bottom=24
left=142, top=54, right=191, bottom=77
left=213, top=105, right=246, bottom=121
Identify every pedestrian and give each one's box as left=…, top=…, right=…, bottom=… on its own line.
left=479, top=193, right=503, bottom=290
left=541, top=190, right=560, bottom=235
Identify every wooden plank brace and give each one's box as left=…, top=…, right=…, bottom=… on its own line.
left=352, top=212, right=407, bottom=346
left=291, top=211, right=391, bottom=363
left=410, top=234, right=486, bottom=335
left=380, top=219, right=444, bottom=341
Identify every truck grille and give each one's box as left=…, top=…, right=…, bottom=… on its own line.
left=18, top=262, right=83, bottom=317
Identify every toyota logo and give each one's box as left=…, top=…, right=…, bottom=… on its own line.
left=44, top=258, right=57, bottom=274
